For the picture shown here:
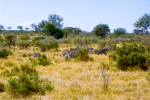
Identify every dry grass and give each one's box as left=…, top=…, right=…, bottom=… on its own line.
left=0, top=44, right=150, bottom=100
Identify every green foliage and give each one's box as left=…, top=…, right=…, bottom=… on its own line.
left=73, top=37, right=82, bottom=46
left=20, top=63, right=37, bottom=74
left=48, top=14, right=63, bottom=28
left=19, top=35, right=30, bottom=40
left=76, top=47, right=93, bottom=61
left=4, top=34, right=16, bottom=47
left=114, top=28, right=127, bottom=36
left=44, top=23, right=55, bottom=35
left=32, top=36, right=45, bottom=45
left=0, top=51, right=9, bottom=58
left=133, top=29, right=144, bottom=34
left=110, top=43, right=148, bottom=70
left=16, top=40, right=30, bottom=49
left=134, top=13, right=150, bottom=34
left=47, top=40, right=59, bottom=50
left=7, top=72, right=54, bottom=97
left=38, top=54, right=52, bottom=66
left=62, top=27, right=73, bottom=38
left=93, top=24, right=110, bottom=38
left=98, top=41, right=107, bottom=48
left=30, top=54, right=52, bottom=66
left=51, top=28, right=64, bottom=39
left=0, top=82, right=4, bottom=92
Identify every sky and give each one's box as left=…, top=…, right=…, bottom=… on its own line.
left=0, top=0, right=150, bottom=33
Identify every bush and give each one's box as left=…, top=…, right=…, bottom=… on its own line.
left=47, top=40, right=59, bottom=50
left=0, top=82, right=4, bottom=92
left=98, top=41, right=107, bottom=49
left=29, top=54, right=52, bottom=66
left=32, top=36, right=45, bottom=45
left=0, top=51, right=9, bottom=58
left=16, top=40, right=30, bottom=49
left=19, top=35, right=30, bottom=40
left=38, top=54, right=52, bottom=66
left=109, top=43, right=148, bottom=70
left=76, top=47, right=93, bottom=61
left=20, top=63, right=37, bottom=73
left=7, top=73, right=54, bottom=97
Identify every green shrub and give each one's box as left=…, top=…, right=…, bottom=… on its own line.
left=0, top=51, right=9, bottom=58
left=20, top=63, right=37, bottom=73
left=76, top=47, right=93, bottom=61
left=98, top=41, right=107, bottom=49
left=47, top=40, right=59, bottom=50
left=29, top=55, right=52, bottom=66
left=38, top=54, right=52, bottom=66
left=19, top=35, right=30, bottom=40
left=0, top=82, right=4, bottom=92
left=110, top=43, right=148, bottom=70
left=32, top=36, right=45, bottom=45
left=16, top=40, right=30, bottom=49
left=7, top=73, right=54, bottom=97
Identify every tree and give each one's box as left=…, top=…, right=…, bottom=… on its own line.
left=93, top=24, right=110, bottom=38
left=38, top=20, right=47, bottom=32
left=48, top=14, right=63, bottom=28
left=133, top=29, right=144, bottom=34
left=0, top=25, right=4, bottom=33
left=5, top=34, right=16, bottom=48
left=62, top=27, right=73, bottom=38
left=17, top=26, right=23, bottom=30
left=114, top=28, right=127, bottom=36
left=31, top=23, right=38, bottom=31
left=7, top=27, right=11, bottom=30
left=44, top=23, right=55, bottom=35
left=134, top=13, right=150, bottom=34
left=25, top=28, right=29, bottom=31
left=0, top=24, right=4, bottom=30
left=71, top=27, right=82, bottom=37
left=51, top=28, right=64, bottom=39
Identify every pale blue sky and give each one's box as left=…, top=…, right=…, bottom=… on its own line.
left=0, top=0, right=150, bottom=32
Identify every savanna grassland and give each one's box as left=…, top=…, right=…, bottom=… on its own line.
left=0, top=32, right=150, bottom=100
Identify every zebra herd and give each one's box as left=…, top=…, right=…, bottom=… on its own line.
left=60, top=46, right=115, bottom=61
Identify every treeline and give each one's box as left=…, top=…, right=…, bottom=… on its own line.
left=0, top=13, right=150, bottom=39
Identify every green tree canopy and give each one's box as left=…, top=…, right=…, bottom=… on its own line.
left=44, top=23, right=56, bottom=35
left=134, top=13, right=150, bottom=34
left=17, top=26, right=23, bottom=30
left=38, top=20, right=47, bottom=32
left=48, top=14, right=63, bottom=28
left=114, top=28, right=127, bottom=36
left=0, top=24, right=4, bottom=30
left=51, top=28, right=64, bottom=39
left=133, top=29, right=144, bottom=34
left=93, top=24, right=110, bottom=38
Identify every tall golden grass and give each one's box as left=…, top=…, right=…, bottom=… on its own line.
left=0, top=44, right=149, bottom=100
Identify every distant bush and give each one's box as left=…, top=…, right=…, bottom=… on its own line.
left=32, top=36, right=45, bottom=45
left=20, top=63, right=37, bottom=73
left=109, top=43, right=148, bottom=70
left=7, top=72, right=54, bottom=97
left=0, top=82, right=4, bottom=92
left=29, top=54, right=52, bottom=66
left=47, top=40, right=59, bottom=50
left=16, top=40, right=30, bottom=49
left=98, top=41, right=107, bottom=49
left=19, top=35, right=30, bottom=40
left=76, top=47, right=93, bottom=61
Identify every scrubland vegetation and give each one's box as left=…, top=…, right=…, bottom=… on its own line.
left=0, top=13, right=150, bottom=99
